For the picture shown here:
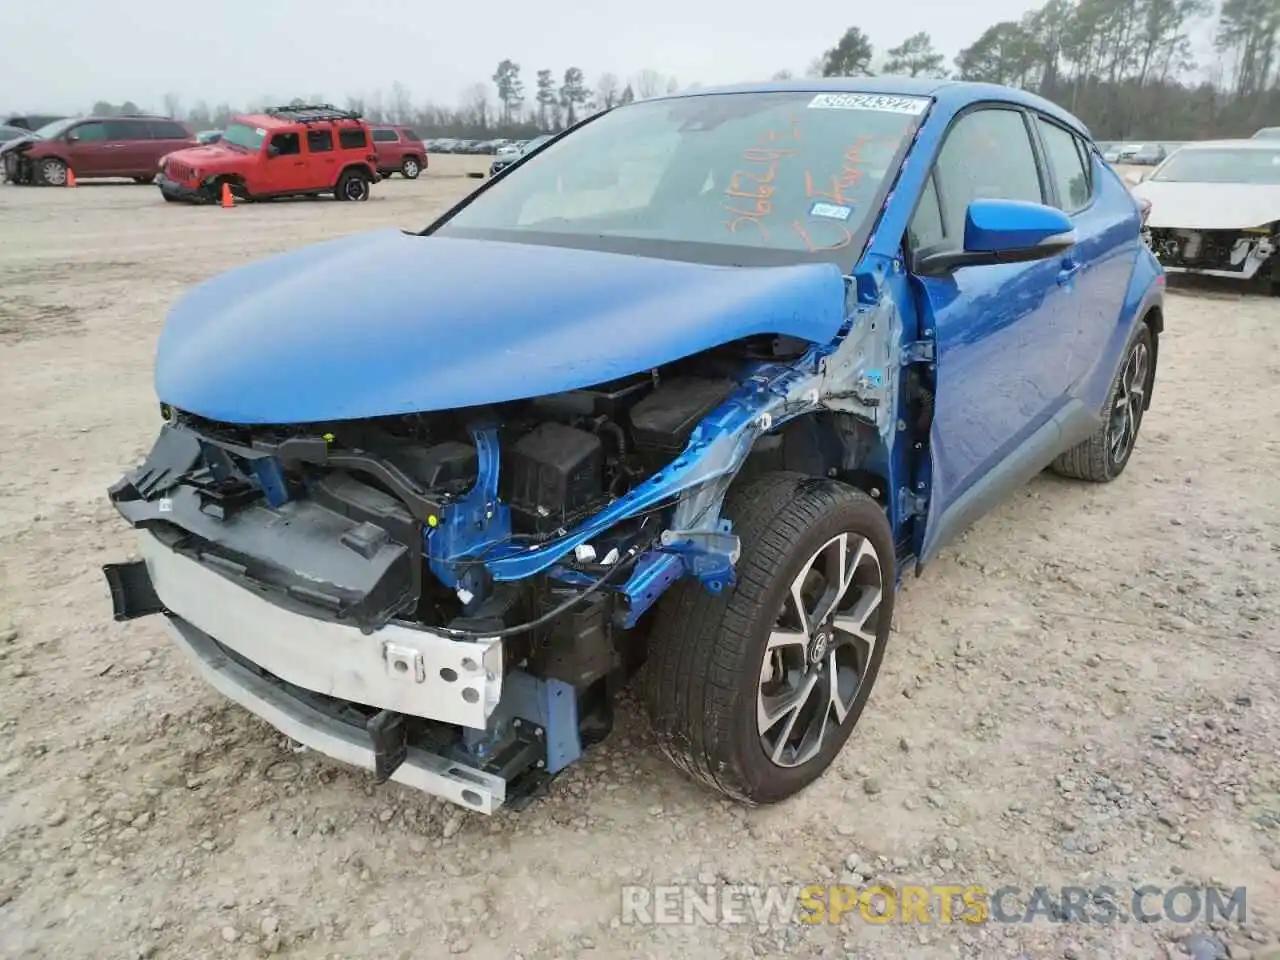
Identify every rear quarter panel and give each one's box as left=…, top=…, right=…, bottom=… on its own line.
left=1070, top=154, right=1163, bottom=416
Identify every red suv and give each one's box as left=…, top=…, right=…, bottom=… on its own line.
left=371, top=125, right=428, bottom=179
left=156, top=105, right=380, bottom=203
left=1, top=115, right=195, bottom=186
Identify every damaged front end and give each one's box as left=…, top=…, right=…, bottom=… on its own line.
left=0, top=137, right=38, bottom=184
left=1149, top=222, right=1278, bottom=283
left=103, top=315, right=896, bottom=812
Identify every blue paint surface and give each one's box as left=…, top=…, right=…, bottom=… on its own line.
left=154, top=231, right=848, bottom=425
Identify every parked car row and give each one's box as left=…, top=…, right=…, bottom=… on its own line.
left=1098, top=141, right=1185, bottom=165
left=1, top=107, right=430, bottom=195
left=427, top=137, right=520, bottom=154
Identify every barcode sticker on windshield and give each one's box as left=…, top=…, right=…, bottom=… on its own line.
left=807, top=93, right=929, bottom=114
left=810, top=201, right=853, bottom=221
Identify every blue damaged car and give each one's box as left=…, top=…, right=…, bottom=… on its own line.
left=102, top=78, right=1164, bottom=814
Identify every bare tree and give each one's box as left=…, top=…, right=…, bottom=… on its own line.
left=460, top=83, right=491, bottom=130
left=634, top=69, right=664, bottom=99
left=771, top=69, right=795, bottom=80
left=162, top=92, right=182, bottom=119
left=596, top=72, right=621, bottom=109
left=388, top=81, right=414, bottom=124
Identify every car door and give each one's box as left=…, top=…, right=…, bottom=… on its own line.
left=1033, top=116, right=1134, bottom=399
left=372, top=127, right=399, bottom=169
left=64, top=121, right=110, bottom=175
left=304, top=128, right=338, bottom=189
left=261, top=131, right=305, bottom=193
left=103, top=119, right=155, bottom=175
left=908, top=105, right=1080, bottom=564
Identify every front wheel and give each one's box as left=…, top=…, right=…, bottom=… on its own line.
left=335, top=170, right=371, bottom=201
left=1051, top=323, right=1154, bottom=482
left=38, top=159, right=68, bottom=186
left=643, top=472, right=894, bottom=805
left=401, top=157, right=421, bottom=179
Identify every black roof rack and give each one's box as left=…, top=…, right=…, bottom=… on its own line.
left=264, top=104, right=362, bottom=123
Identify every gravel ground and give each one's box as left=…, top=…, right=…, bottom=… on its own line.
left=1, top=157, right=1278, bottom=960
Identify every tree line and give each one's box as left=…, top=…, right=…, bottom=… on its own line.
left=85, top=0, right=1279, bottom=143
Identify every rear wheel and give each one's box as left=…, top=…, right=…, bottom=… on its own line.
left=133, top=175, right=155, bottom=185
left=335, top=169, right=371, bottom=201
left=1051, top=323, right=1154, bottom=482
left=643, top=473, right=893, bottom=805
left=38, top=159, right=68, bottom=186
left=401, top=157, right=421, bottom=179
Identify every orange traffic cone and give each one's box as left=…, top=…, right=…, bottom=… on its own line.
left=65, top=168, right=76, bottom=187
left=220, top=182, right=234, bottom=208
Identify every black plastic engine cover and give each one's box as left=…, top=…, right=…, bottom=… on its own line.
left=628, top=376, right=737, bottom=457
left=502, top=422, right=603, bottom=534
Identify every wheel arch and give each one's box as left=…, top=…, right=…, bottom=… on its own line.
left=733, top=411, right=891, bottom=508
left=337, top=161, right=375, bottom=183
left=1140, top=303, right=1162, bottom=410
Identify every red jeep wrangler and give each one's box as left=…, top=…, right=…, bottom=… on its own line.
left=156, top=105, right=380, bottom=203
left=371, top=125, right=428, bottom=179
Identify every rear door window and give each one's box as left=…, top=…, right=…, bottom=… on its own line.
left=372, top=128, right=399, bottom=143
left=105, top=120, right=152, bottom=141
left=339, top=127, right=368, bottom=150
left=1037, top=118, right=1092, bottom=211
left=307, top=129, right=334, bottom=152
left=148, top=120, right=190, bottom=140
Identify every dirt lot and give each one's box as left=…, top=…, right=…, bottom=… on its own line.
left=1, top=155, right=1278, bottom=960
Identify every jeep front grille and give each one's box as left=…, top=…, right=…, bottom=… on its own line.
left=165, top=159, right=195, bottom=182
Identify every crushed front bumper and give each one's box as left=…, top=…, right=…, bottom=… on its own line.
left=110, top=529, right=512, bottom=812
left=156, top=174, right=206, bottom=203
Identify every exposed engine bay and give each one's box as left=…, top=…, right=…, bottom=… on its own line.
left=1149, top=223, right=1278, bottom=281
left=103, top=330, right=899, bottom=809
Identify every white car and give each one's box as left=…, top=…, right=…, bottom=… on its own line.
left=1129, top=139, right=1280, bottom=292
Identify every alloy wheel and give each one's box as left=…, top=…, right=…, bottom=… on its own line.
left=757, top=532, right=884, bottom=769
left=1108, top=340, right=1149, bottom=465
left=403, top=159, right=419, bottom=178
left=41, top=160, right=67, bottom=186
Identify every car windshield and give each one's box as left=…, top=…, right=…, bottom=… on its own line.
left=33, top=118, right=76, bottom=139
left=1152, top=147, right=1280, bottom=185
left=221, top=122, right=266, bottom=150
left=433, top=90, right=926, bottom=265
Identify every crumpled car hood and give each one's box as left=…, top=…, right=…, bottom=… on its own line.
left=166, top=144, right=236, bottom=166
left=155, top=229, right=849, bottom=424
left=1132, top=180, right=1280, bottom=230
left=0, top=135, right=37, bottom=157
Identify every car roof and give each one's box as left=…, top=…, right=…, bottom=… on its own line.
left=650, top=76, right=1091, bottom=138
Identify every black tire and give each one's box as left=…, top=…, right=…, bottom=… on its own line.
left=401, top=156, right=422, bottom=179
left=38, top=158, right=68, bottom=186
left=643, top=472, right=894, bottom=805
left=335, top=169, right=371, bottom=201
left=133, top=175, right=156, bottom=185
left=1051, top=323, right=1154, bottom=482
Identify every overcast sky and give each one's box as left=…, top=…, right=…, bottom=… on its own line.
left=2, top=0, right=1053, bottom=115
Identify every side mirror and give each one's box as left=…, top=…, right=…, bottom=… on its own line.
left=915, top=199, right=1076, bottom=276
left=266, top=144, right=280, bottom=158
left=65, top=133, right=80, bottom=143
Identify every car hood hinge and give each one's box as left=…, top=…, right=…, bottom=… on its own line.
left=900, top=340, right=936, bottom=365
left=898, top=487, right=928, bottom=518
